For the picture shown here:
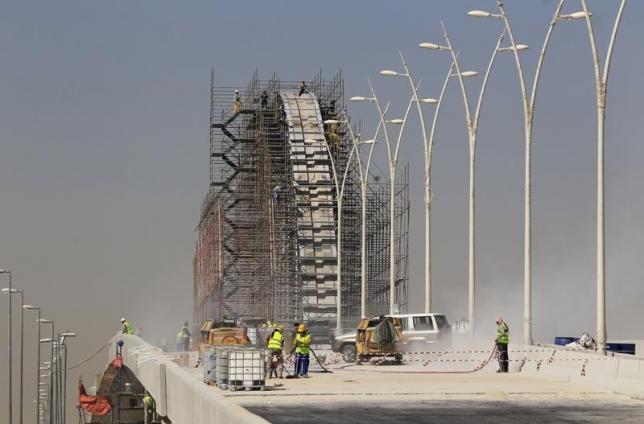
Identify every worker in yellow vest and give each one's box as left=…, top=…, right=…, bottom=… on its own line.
left=266, top=325, right=284, bottom=379
left=142, top=391, right=155, bottom=423
left=294, top=324, right=312, bottom=378
left=495, top=318, right=509, bottom=373
left=121, top=318, right=134, bottom=335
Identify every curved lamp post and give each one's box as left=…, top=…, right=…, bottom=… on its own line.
left=419, top=23, right=504, bottom=336
left=23, top=305, right=41, bottom=424
left=352, top=81, right=416, bottom=314
left=578, top=0, right=627, bottom=353
left=468, top=0, right=593, bottom=346
left=320, top=119, right=367, bottom=334
left=380, top=54, right=456, bottom=313
left=342, top=109, right=385, bottom=318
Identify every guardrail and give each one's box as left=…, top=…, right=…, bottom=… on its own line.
left=108, top=334, right=269, bottom=424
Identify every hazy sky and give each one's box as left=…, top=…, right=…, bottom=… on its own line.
left=1, top=1, right=643, bottom=421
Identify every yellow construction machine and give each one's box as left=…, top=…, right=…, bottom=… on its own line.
left=355, top=316, right=403, bottom=364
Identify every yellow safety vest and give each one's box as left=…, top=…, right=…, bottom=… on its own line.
left=122, top=321, right=134, bottom=335
left=496, top=322, right=509, bottom=344
left=267, top=330, right=283, bottom=350
left=295, top=333, right=311, bottom=355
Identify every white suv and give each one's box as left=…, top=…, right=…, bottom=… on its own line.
left=386, top=313, right=451, bottom=351
left=332, top=313, right=451, bottom=362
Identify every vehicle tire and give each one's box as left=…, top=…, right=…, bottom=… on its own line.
left=341, top=344, right=357, bottom=363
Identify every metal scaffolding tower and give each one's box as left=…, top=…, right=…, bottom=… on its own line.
left=193, top=70, right=409, bottom=339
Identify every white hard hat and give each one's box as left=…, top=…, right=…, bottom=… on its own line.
left=120, top=318, right=126, bottom=323
left=235, top=89, right=239, bottom=93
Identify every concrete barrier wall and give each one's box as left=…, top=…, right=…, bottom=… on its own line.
left=516, top=344, right=644, bottom=398
left=108, top=334, right=269, bottom=424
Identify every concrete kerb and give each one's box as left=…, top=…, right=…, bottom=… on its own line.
left=109, top=334, right=269, bottom=424
left=517, top=343, right=644, bottom=398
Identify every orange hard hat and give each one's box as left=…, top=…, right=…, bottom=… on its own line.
left=297, top=324, right=306, bottom=333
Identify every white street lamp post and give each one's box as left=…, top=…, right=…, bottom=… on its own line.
left=23, top=305, right=41, bottom=424
left=319, top=122, right=360, bottom=335
left=1, top=269, right=13, bottom=424
left=420, top=23, right=504, bottom=336
left=2, top=286, right=24, bottom=424
left=357, top=80, right=414, bottom=314
left=380, top=54, right=455, bottom=313
left=578, top=0, right=627, bottom=353
left=468, top=0, right=583, bottom=345
left=343, top=110, right=383, bottom=318
left=38, top=320, right=55, bottom=424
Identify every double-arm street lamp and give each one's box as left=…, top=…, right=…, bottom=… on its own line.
left=418, top=22, right=503, bottom=336
left=351, top=82, right=416, bottom=314
left=466, top=0, right=625, bottom=350
left=342, top=111, right=384, bottom=318
left=379, top=53, right=456, bottom=313
left=318, top=119, right=374, bottom=334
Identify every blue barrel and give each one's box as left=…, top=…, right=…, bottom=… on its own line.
left=554, top=337, right=577, bottom=346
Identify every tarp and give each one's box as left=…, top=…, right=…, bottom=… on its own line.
left=78, top=384, right=112, bottom=416
left=373, top=319, right=397, bottom=346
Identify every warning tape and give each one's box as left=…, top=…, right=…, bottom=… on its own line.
left=401, top=348, right=578, bottom=356
left=401, top=357, right=609, bottom=363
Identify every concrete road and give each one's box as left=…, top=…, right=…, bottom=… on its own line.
left=246, top=399, right=644, bottom=424
left=223, top=366, right=644, bottom=423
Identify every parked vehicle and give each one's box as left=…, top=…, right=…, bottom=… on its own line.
left=332, top=313, right=451, bottom=363
left=387, top=313, right=452, bottom=352
left=332, top=331, right=358, bottom=362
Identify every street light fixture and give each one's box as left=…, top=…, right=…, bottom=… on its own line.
left=497, top=44, right=529, bottom=52
left=558, top=11, right=590, bottom=20
left=419, top=23, right=505, bottom=336
left=468, top=10, right=502, bottom=19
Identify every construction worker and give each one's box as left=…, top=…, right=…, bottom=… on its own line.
left=294, top=324, right=312, bottom=377
left=266, top=325, right=284, bottom=379
left=121, top=318, right=134, bottom=335
left=232, top=90, right=242, bottom=113
left=176, top=321, right=191, bottom=352
left=142, top=391, right=155, bottom=424
left=495, top=318, right=509, bottom=373
left=260, top=90, right=269, bottom=108
left=298, top=81, right=307, bottom=97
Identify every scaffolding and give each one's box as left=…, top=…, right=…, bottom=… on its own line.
left=193, top=70, right=409, bottom=338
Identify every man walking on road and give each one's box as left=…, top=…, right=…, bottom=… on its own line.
left=495, top=318, right=509, bottom=373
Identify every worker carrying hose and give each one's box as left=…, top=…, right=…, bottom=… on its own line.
left=120, top=318, right=134, bottom=335
left=495, top=318, right=509, bottom=373
left=294, top=324, right=312, bottom=378
left=266, top=325, right=285, bottom=379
